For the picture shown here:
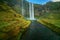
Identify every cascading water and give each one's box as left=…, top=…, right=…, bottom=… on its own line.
left=22, top=0, right=24, bottom=16
left=31, top=3, right=35, bottom=20
left=29, top=2, right=35, bottom=20
left=29, top=2, right=32, bottom=19
left=22, top=0, right=35, bottom=20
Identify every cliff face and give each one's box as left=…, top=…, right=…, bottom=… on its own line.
left=1, top=0, right=60, bottom=17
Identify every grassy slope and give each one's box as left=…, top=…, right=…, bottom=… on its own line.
left=0, top=3, right=31, bottom=40
left=38, top=18, right=60, bottom=27
left=37, top=12, right=60, bottom=35
left=37, top=18, right=60, bottom=35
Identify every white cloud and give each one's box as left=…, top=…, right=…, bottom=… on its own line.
left=51, top=0, right=60, bottom=2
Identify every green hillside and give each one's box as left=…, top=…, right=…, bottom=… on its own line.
left=37, top=2, right=60, bottom=35
left=0, top=2, right=31, bottom=40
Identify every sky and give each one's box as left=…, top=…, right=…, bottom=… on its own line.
left=26, top=0, right=60, bottom=4
left=52, top=0, right=60, bottom=2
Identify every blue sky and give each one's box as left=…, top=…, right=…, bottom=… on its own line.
left=26, top=0, right=50, bottom=4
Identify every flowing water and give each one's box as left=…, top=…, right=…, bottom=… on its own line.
left=29, top=3, right=35, bottom=20
left=22, top=0, right=25, bottom=16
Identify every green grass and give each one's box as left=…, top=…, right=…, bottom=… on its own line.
left=0, top=3, right=31, bottom=40
left=0, top=21, right=8, bottom=28
left=38, top=18, right=60, bottom=35
left=41, top=19, right=60, bottom=27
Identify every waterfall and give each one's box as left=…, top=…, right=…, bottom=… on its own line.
left=29, top=3, right=35, bottom=20
left=22, top=0, right=24, bottom=16
left=29, top=2, right=32, bottom=19
left=32, top=3, right=34, bottom=19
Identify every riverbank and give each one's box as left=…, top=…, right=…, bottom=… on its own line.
left=37, top=18, right=60, bottom=35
